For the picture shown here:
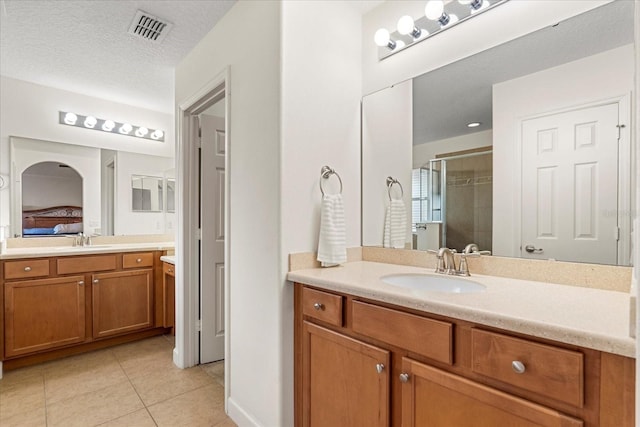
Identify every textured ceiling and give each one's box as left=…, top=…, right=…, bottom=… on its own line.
left=413, top=0, right=634, bottom=145
left=0, top=0, right=236, bottom=113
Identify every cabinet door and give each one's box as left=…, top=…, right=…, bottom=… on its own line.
left=303, top=321, right=390, bottom=427
left=4, top=276, right=85, bottom=357
left=92, top=269, right=153, bottom=338
left=400, top=357, right=583, bottom=427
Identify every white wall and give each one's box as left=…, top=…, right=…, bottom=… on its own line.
left=22, top=173, right=82, bottom=210
left=0, top=77, right=175, bottom=231
left=492, top=44, right=634, bottom=257
left=362, top=1, right=611, bottom=94
left=175, top=1, right=282, bottom=426
left=113, top=151, right=174, bottom=236
left=281, top=2, right=363, bottom=424
left=413, top=130, right=493, bottom=169
left=10, top=137, right=101, bottom=236
left=362, top=80, right=412, bottom=247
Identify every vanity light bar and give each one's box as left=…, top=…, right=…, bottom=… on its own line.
left=58, top=111, right=165, bottom=142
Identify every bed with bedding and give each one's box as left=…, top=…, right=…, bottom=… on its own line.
left=22, top=206, right=83, bottom=236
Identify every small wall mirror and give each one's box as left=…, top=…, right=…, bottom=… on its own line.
left=166, top=178, right=175, bottom=213
left=131, top=175, right=163, bottom=212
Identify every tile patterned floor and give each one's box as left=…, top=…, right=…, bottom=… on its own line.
left=0, top=335, right=234, bottom=427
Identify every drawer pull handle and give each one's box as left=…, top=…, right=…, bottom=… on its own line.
left=136, top=258, right=142, bottom=263
left=512, top=360, right=526, bottom=374
left=24, top=266, right=32, bottom=272
left=78, top=281, right=84, bottom=286
left=376, top=363, right=385, bottom=374
left=399, top=373, right=410, bottom=383
left=93, top=279, right=99, bottom=284
left=313, top=303, right=324, bottom=311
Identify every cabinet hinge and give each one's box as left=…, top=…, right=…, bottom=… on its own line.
left=196, top=319, right=202, bottom=332
left=196, top=229, right=202, bottom=240
left=615, top=226, right=620, bottom=241
left=616, top=124, right=625, bottom=141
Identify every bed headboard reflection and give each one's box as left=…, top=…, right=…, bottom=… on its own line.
left=22, top=206, right=83, bottom=231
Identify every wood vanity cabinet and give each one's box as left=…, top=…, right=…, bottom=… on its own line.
left=0, top=251, right=168, bottom=367
left=162, top=261, right=175, bottom=330
left=294, top=283, right=635, bottom=427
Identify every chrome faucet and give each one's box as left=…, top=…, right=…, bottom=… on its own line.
left=436, top=247, right=457, bottom=275
left=430, top=245, right=488, bottom=277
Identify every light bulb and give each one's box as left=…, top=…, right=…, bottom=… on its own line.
left=397, top=16, right=415, bottom=35
left=425, top=0, right=444, bottom=20
left=374, top=28, right=391, bottom=47
left=151, top=129, right=164, bottom=140
left=135, top=126, right=149, bottom=137
left=119, top=123, right=133, bottom=134
left=84, top=116, right=97, bottom=129
left=64, top=112, right=78, bottom=125
left=102, top=120, right=115, bottom=132
left=458, top=0, right=472, bottom=4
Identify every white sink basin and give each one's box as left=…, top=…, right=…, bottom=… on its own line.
left=381, top=274, right=486, bottom=294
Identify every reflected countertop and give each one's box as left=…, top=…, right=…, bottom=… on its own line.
left=160, top=255, right=175, bottom=265
left=287, top=261, right=635, bottom=358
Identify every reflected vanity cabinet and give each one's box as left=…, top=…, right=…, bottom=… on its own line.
left=294, top=283, right=635, bottom=427
left=0, top=251, right=168, bottom=366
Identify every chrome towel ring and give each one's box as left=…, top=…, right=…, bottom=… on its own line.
left=386, top=176, right=404, bottom=201
left=320, top=166, right=343, bottom=196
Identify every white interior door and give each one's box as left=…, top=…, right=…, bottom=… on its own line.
left=521, top=102, right=619, bottom=264
left=199, top=105, right=226, bottom=363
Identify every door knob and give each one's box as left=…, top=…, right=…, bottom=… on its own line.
left=524, top=245, right=543, bottom=254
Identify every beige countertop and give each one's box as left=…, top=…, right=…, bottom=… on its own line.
left=287, top=261, right=635, bottom=358
left=0, top=242, right=175, bottom=259
left=160, top=255, right=175, bottom=265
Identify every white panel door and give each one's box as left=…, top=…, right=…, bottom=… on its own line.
left=521, top=103, right=619, bottom=264
left=200, top=111, right=225, bottom=363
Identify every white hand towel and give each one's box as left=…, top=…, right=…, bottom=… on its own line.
left=317, top=193, right=347, bottom=267
left=383, top=199, right=407, bottom=249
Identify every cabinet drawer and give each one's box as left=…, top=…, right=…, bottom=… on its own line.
left=123, top=252, right=154, bottom=269
left=163, top=262, right=175, bottom=277
left=301, top=287, right=343, bottom=327
left=57, top=255, right=117, bottom=274
left=4, top=259, right=50, bottom=280
left=471, top=329, right=584, bottom=407
left=352, top=301, right=453, bottom=365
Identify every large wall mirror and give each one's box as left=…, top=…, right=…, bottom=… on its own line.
left=362, top=1, right=634, bottom=266
left=10, top=137, right=174, bottom=237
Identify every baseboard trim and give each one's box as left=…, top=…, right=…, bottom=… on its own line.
left=228, top=396, right=261, bottom=427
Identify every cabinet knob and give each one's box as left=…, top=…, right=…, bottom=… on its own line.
left=136, top=258, right=142, bottom=263
left=399, top=373, right=410, bottom=383
left=93, top=279, right=99, bottom=284
left=313, top=303, right=324, bottom=311
left=511, top=360, right=526, bottom=374
left=24, top=266, right=32, bottom=272
left=78, top=281, right=84, bottom=286
left=375, top=363, right=385, bottom=374
left=168, top=269, right=173, bottom=273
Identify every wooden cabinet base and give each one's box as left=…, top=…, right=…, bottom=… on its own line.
left=2, top=327, right=170, bottom=371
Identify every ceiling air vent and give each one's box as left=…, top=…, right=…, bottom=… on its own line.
left=128, top=10, right=173, bottom=43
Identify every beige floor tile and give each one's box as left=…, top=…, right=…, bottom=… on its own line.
left=131, top=365, right=214, bottom=406
left=111, top=336, right=172, bottom=362
left=0, top=365, right=45, bottom=389
left=98, top=408, right=157, bottom=427
left=213, top=418, right=237, bottom=427
left=0, top=375, right=45, bottom=420
left=0, top=405, right=46, bottom=427
left=147, top=383, right=228, bottom=427
left=42, top=348, right=118, bottom=378
left=44, top=358, right=128, bottom=404
left=46, top=380, right=144, bottom=427
left=200, top=361, right=225, bottom=386
left=117, top=350, right=176, bottom=380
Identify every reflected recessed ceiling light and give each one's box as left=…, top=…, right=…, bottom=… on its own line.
left=64, top=112, right=78, bottom=125
left=59, top=111, right=164, bottom=142
left=467, top=122, right=482, bottom=128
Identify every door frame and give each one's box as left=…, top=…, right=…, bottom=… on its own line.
left=176, top=67, right=231, bottom=406
left=513, top=94, right=632, bottom=265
